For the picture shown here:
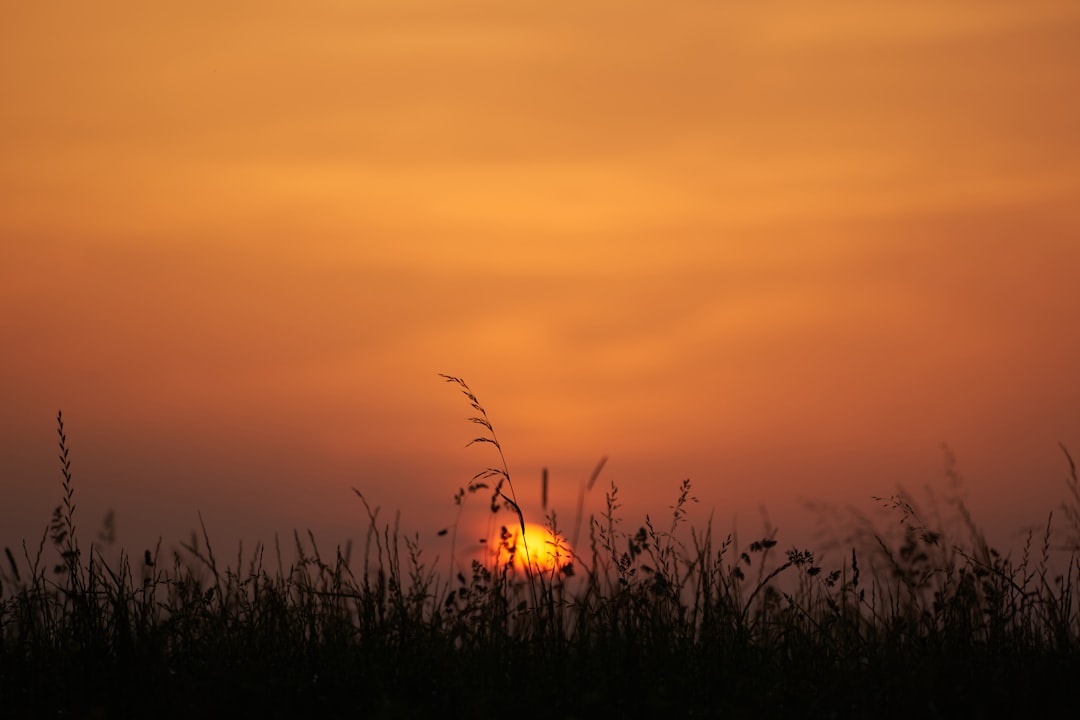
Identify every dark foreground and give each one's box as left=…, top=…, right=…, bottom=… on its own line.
left=5, top=403, right=1079, bottom=717
left=4, top=491, right=1079, bottom=719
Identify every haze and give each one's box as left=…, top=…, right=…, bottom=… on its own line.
left=3, top=1, right=1079, bottom=562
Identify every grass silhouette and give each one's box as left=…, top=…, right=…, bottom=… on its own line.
left=2, top=386, right=1079, bottom=718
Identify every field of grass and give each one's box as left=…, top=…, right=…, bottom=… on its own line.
left=3, top=380, right=1079, bottom=718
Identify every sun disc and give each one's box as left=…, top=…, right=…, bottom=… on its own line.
left=491, top=522, right=572, bottom=573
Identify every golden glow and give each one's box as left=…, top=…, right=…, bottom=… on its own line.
left=2, top=2, right=1079, bottom=553
left=491, top=523, right=573, bottom=574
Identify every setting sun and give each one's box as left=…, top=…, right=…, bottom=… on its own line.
left=491, top=522, right=573, bottom=574
left=4, top=2, right=1080, bottom=715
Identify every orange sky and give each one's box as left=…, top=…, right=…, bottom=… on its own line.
left=3, top=1, right=1080, bottom=565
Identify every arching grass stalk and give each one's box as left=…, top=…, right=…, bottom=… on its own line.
left=439, top=375, right=540, bottom=606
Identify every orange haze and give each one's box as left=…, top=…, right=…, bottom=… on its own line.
left=3, top=2, right=1080, bottom=566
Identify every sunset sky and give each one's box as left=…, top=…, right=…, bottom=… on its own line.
left=3, top=1, right=1080, bottom=566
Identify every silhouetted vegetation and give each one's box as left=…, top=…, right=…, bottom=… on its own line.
left=2, top=387, right=1078, bottom=718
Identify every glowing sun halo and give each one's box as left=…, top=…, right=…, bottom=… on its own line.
left=492, top=522, right=573, bottom=573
